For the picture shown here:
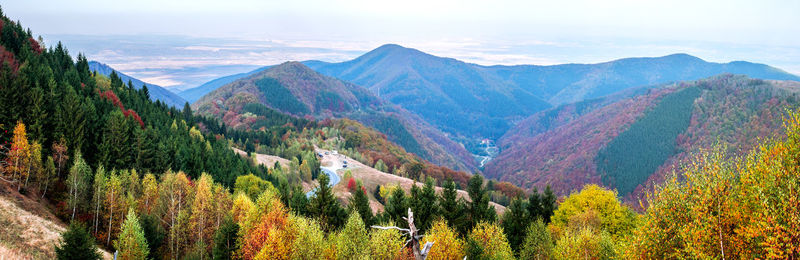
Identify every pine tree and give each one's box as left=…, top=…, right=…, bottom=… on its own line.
left=466, top=174, right=495, bottom=231
left=541, top=185, right=557, bottom=223
left=100, top=110, right=132, bottom=169
left=527, top=187, right=543, bottom=223
left=212, top=216, right=238, bottom=260
left=349, top=183, right=373, bottom=228
left=307, top=172, right=346, bottom=231
left=115, top=208, right=149, bottom=260
left=410, top=178, right=439, bottom=231
left=519, top=219, right=553, bottom=260
left=55, top=222, right=101, bottom=260
left=501, top=198, right=528, bottom=254
left=439, top=179, right=465, bottom=231
left=384, top=186, right=408, bottom=227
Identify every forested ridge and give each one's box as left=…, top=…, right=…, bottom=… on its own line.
left=1, top=6, right=799, bottom=260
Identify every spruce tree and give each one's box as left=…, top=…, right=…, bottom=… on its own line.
left=384, top=186, right=408, bottom=227
left=307, top=172, right=346, bottom=231
left=212, top=216, right=239, bottom=260
left=349, top=183, right=373, bottom=228
left=115, top=208, right=149, bottom=260
left=410, top=178, right=439, bottom=231
left=466, top=174, right=495, bottom=231
left=439, top=179, right=464, bottom=230
left=501, top=198, right=528, bottom=254
left=56, top=222, right=101, bottom=260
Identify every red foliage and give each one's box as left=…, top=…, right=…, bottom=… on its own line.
left=99, top=90, right=144, bottom=128
left=346, top=177, right=357, bottom=191
left=28, top=38, right=42, bottom=54
left=100, top=90, right=125, bottom=111
left=125, top=109, right=145, bottom=128
left=0, top=45, right=19, bottom=73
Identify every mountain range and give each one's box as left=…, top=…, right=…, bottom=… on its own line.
left=88, top=61, right=187, bottom=107
left=193, top=61, right=477, bottom=171
left=181, top=44, right=800, bottom=197
left=182, top=44, right=800, bottom=144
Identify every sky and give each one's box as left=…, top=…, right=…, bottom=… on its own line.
left=3, top=0, right=799, bottom=89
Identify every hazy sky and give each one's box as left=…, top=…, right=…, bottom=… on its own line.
left=3, top=0, right=799, bottom=88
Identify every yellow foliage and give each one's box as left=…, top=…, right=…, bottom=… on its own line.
left=423, top=219, right=465, bottom=260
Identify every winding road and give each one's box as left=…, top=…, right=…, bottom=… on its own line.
left=305, top=152, right=345, bottom=198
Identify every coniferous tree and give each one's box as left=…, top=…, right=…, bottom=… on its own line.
left=55, top=222, right=101, bottom=260
left=139, top=213, right=165, bottom=258
left=115, top=208, right=149, bottom=260
left=410, top=178, right=439, bottom=231
left=501, top=198, right=528, bottom=255
left=466, top=174, right=495, bottom=231
left=439, top=179, right=465, bottom=231
left=212, top=216, right=238, bottom=260
left=307, top=172, right=346, bottom=231
left=519, top=219, right=554, bottom=260
left=384, top=186, right=408, bottom=227
left=541, top=185, right=557, bottom=223
left=349, top=183, right=373, bottom=228
left=100, top=110, right=132, bottom=169
left=527, top=187, right=543, bottom=223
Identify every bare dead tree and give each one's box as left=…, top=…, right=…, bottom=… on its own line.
left=372, top=208, right=435, bottom=260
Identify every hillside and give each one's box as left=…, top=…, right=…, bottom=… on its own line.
left=486, top=75, right=800, bottom=200
left=88, top=61, right=187, bottom=107
left=179, top=66, right=271, bottom=103
left=307, top=45, right=800, bottom=141
left=185, top=44, right=800, bottom=147
left=193, top=61, right=477, bottom=171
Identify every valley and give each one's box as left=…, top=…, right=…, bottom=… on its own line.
left=1, top=2, right=799, bottom=259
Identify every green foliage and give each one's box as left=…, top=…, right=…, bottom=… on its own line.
left=307, top=172, right=347, bottom=231
left=212, top=216, right=239, bottom=260
left=410, top=178, right=439, bottom=231
left=369, top=223, right=405, bottom=260
left=55, top=222, right=102, bottom=260
left=466, top=174, right=496, bottom=232
left=500, top=198, right=528, bottom=254
left=349, top=183, right=374, bottom=228
left=334, top=211, right=369, bottom=260
left=596, top=86, right=702, bottom=195
left=520, top=219, right=554, bottom=260
left=383, top=185, right=408, bottom=228
left=139, top=213, right=165, bottom=258
left=627, top=110, right=800, bottom=259
left=439, top=179, right=465, bottom=231
left=234, top=174, right=275, bottom=200
left=114, top=208, right=149, bottom=260
left=255, top=77, right=310, bottom=115
left=289, top=215, right=327, bottom=260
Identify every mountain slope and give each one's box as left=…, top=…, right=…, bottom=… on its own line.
left=88, top=61, right=187, bottom=107
left=193, top=61, right=477, bottom=171
left=486, top=75, right=800, bottom=199
left=179, top=66, right=271, bottom=103
left=305, top=45, right=800, bottom=141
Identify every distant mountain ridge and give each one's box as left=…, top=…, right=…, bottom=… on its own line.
left=179, top=66, right=271, bottom=103
left=305, top=45, right=800, bottom=140
left=193, top=61, right=477, bottom=171
left=88, top=61, right=187, bottom=107
left=182, top=44, right=800, bottom=142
